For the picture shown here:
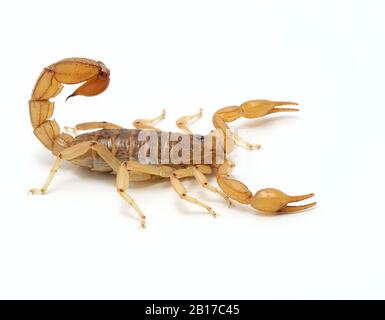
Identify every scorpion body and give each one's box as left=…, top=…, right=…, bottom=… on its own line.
left=72, top=129, right=214, bottom=172
left=29, top=58, right=316, bottom=228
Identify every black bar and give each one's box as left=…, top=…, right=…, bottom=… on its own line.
left=0, top=300, right=383, bottom=319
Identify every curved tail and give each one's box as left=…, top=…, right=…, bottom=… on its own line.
left=29, top=58, right=110, bottom=155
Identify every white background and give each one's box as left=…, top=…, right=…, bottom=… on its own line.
left=0, top=0, right=384, bottom=299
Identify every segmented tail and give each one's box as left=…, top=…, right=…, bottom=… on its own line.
left=29, top=58, right=110, bottom=154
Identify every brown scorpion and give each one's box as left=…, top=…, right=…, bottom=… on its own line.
left=29, top=58, right=316, bottom=228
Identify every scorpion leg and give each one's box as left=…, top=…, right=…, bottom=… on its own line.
left=170, top=170, right=219, bottom=218
left=64, top=121, right=122, bottom=135
left=176, top=108, right=203, bottom=134
left=29, top=157, right=62, bottom=195
left=192, top=166, right=233, bottom=207
left=216, top=160, right=316, bottom=214
left=116, top=161, right=173, bottom=228
left=173, top=165, right=232, bottom=207
left=132, top=109, right=166, bottom=131
left=30, top=141, right=121, bottom=194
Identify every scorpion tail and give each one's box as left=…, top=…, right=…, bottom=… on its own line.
left=29, top=58, right=110, bottom=155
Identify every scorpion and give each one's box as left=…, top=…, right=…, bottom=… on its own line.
left=29, top=58, right=316, bottom=228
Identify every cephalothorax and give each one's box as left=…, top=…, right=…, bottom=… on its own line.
left=29, top=58, right=316, bottom=228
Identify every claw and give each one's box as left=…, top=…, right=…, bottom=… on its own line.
left=139, top=220, right=147, bottom=229
left=226, top=198, right=234, bottom=208
left=211, top=211, right=220, bottom=218
left=250, top=188, right=316, bottom=214
left=212, top=100, right=299, bottom=154
left=285, top=193, right=315, bottom=202
left=240, top=100, right=299, bottom=118
left=206, top=206, right=219, bottom=218
left=278, top=202, right=317, bottom=213
left=269, top=106, right=299, bottom=114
